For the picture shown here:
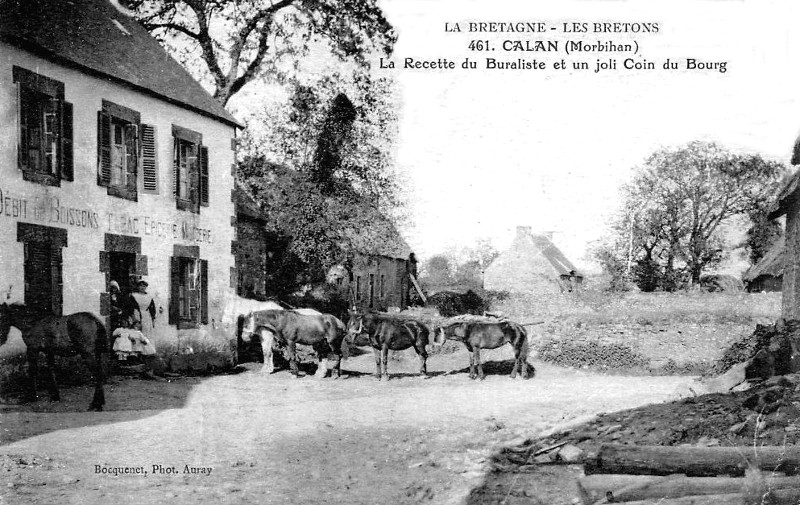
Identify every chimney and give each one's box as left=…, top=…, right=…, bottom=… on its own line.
left=516, top=226, right=531, bottom=238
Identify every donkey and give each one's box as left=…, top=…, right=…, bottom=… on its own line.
left=435, top=320, right=530, bottom=380
left=347, top=312, right=430, bottom=380
left=0, top=302, right=108, bottom=411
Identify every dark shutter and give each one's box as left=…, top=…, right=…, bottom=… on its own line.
left=189, top=145, right=200, bottom=213
left=24, top=241, right=53, bottom=315
left=17, top=84, right=27, bottom=170
left=141, top=124, right=157, bottom=193
left=61, top=102, right=73, bottom=181
left=200, top=259, right=208, bottom=324
left=169, top=256, right=179, bottom=326
left=199, top=146, right=209, bottom=207
left=173, top=137, right=178, bottom=198
left=51, top=247, right=63, bottom=316
left=124, top=123, right=138, bottom=199
left=97, top=111, right=111, bottom=186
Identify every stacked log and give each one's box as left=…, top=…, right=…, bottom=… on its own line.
left=577, top=444, right=800, bottom=504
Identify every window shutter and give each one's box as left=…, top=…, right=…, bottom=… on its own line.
left=199, top=146, right=209, bottom=207
left=17, top=83, right=27, bottom=171
left=124, top=123, right=138, bottom=198
left=172, top=137, right=178, bottom=198
left=97, top=111, right=111, bottom=186
left=141, top=124, right=158, bottom=193
left=61, top=102, right=73, bottom=181
left=51, top=247, right=63, bottom=316
left=169, top=256, right=179, bottom=326
left=189, top=146, right=200, bottom=213
left=200, top=259, right=208, bottom=324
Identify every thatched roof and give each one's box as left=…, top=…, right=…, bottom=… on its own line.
left=743, top=235, right=784, bottom=282
left=769, top=170, right=800, bottom=219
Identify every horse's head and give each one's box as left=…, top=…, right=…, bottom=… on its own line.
left=345, top=313, right=364, bottom=343
left=237, top=312, right=255, bottom=344
left=431, top=324, right=447, bottom=346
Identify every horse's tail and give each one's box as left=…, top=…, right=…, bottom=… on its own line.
left=95, top=315, right=108, bottom=354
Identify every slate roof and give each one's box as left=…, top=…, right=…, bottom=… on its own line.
left=0, top=0, right=239, bottom=127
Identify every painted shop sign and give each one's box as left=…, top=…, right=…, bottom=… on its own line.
left=0, top=186, right=212, bottom=243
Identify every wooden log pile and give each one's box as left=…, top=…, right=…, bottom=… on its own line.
left=577, top=444, right=800, bottom=504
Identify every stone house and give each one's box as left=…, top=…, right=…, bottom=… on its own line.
left=484, top=226, right=583, bottom=293
left=0, top=0, right=239, bottom=363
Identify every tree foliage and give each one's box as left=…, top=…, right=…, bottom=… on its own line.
left=599, top=142, right=787, bottom=291
left=238, top=157, right=407, bottom=293
left=126, top=0, right=396, bottom=105
left=240, top=71, right=401, bottom=210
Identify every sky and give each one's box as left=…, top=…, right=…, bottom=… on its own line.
left=366, top=0, right=800, bottom=268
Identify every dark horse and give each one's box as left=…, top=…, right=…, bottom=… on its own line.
left=347, top=312, right=430, bottom=380
left=0, top=303, right=108, bottom=411
left=434, top=320, right=530, bottom=380
left=237, top=309, right=345, bottom=378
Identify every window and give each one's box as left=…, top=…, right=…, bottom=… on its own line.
left=170, top=250, right=208, bottom=329
left=97, top=100, right=155, bottom=201
left=172, top=125, right=209, bottom=213
left=18, top=223, right=67, bottom=316
left=380, top=274, right=385, bottom=299
left=14, top=66, right=73, bottom=186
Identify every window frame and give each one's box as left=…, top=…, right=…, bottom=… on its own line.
left=170, top=249, right=208, bottom=329
left=97, top=100, right=141, bottom=201
left=13, top=66, right=72, bottom=187
left=172, top=125, right=208, bottom=213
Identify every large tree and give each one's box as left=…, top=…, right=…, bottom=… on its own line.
left=126, top=0, right=396, bottom=105
left=603, top=142, right=787, bottom=290
left=240, top=70, right=401, bottom=210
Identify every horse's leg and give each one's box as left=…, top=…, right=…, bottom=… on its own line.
left=520, top=338, right=530, bottom=379
left=372, top=347, right=382, bottom=379
left=287, top=340, right=300, bottom=377
left=46, top=350, right=60, bottom=401
left=86, top=349, right=106, bottom=411
left=474, top=346, right=485, bottom=381
left=313, top=342, right=328, bottom=379
left=259, top=330, right=275, bottom=374
left=25, top=348, right=39, bottom=402
left=414, top=343, right=428, bottom=376
left=330, top=338, right=343, bottom=379
left=380, top=344, right=389, bottom=381
left=464, top=343, right=476, bottom=379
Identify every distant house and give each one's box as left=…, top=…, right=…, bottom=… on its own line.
left=331, top=210, right=416, bottom=311
left=233, top=177, right=417, bottom=311
left=742, top=235, right=784, bottom=293
left=484, top=226, right=583, bottom=293
left=0, top=0, right=239, bottom=352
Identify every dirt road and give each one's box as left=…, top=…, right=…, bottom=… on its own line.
left=1, top=347, right=693, bottom=505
